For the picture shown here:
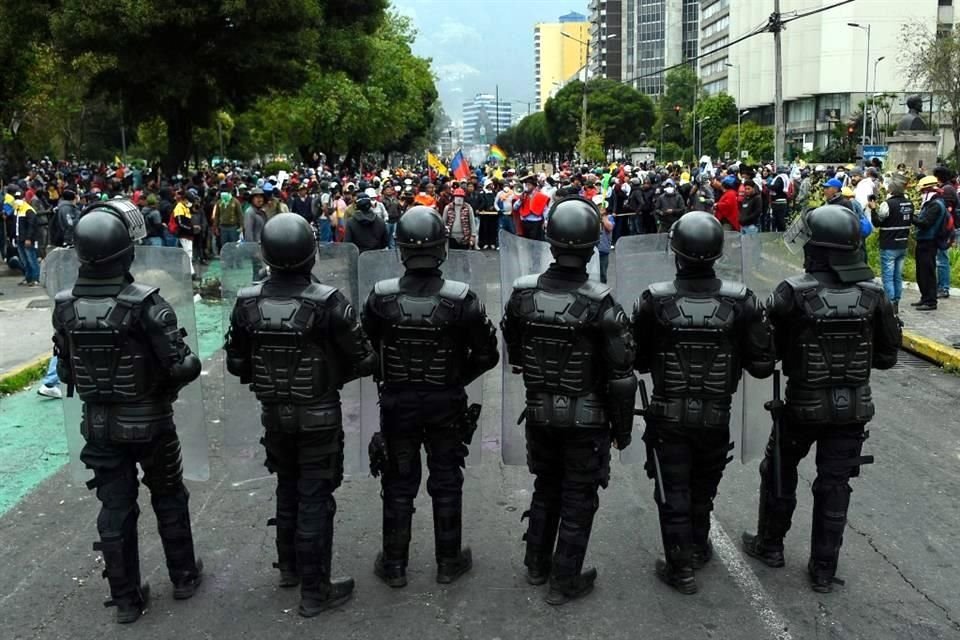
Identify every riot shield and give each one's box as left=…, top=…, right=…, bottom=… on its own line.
left=219, top=242, right=365, bottom=475
left=739, top=232, right=804, bottom=462
left=357, top=248, right=499, bottom=469
left=40, top=246, right=209, bottom=483
left=498, top=230, right=602, bottom=465
left=612, top=232, right=746, bottom=465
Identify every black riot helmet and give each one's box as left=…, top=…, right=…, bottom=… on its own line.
left=396, top=206, right=448, bottom=269
left=260, top=213, right=317, bottom=273
left=670, top=211, right=724, bottom=264
left=805, top=204, right=861, bottom=251
left=75, top=199, right=147, bottom=270
left=546, top=196, right=600, bottom=268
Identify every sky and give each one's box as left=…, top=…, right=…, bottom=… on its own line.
left=392, top=0, right=588, bottom=124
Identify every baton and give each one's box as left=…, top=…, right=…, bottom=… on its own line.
left=771, top=370, right=784, bottom=499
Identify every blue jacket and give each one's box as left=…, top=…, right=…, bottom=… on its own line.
left=914, top=196, right=947, bottom=242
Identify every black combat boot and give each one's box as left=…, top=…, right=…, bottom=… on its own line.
left=521, top=497, right=561, bottom=586
left=656, top=546, right=698, bottom=595
left=152, top=490, right=204, bottom=599
left=742, top=477, right=788, bottom=568
left=546, top=505, right=597, bottom=606
left=298, top=504, right=354, bottom=618
left=433, top=495, right=472, bottom=584
left=95, top=508, right=150, bottom=624
left=375, top=499, right=413, bottom=588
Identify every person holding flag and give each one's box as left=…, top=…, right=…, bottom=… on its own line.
left=451, top=150, right=472, bottom=182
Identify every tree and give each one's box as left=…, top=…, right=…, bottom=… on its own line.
left=716, top=121, right=774, bottom=163
left=658, top=66, right=700, bottom=148
left=902, top=24, right=960, bottom=170
left=544, top=79, right=655, bottom=154
left=691, top=93, right=737, bottom=158
left=243, top=11, right=437, bottom=164
left=50, top=0, right=388, bottom=173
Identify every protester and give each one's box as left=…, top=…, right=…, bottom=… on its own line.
left=913, top=175, right=949, bottom=311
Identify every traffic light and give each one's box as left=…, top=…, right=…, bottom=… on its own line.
left=847, top=125, right=854, bottom=136
left=674, top=105, right=681, bottom=115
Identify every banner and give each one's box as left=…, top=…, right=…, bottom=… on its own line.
left=427, top=151, right=449, bottom=177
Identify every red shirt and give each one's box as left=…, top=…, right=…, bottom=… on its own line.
left=518, top=190, right=551, bottom=220
left=714, top=189, right=741, bottom=231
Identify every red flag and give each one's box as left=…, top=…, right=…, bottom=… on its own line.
left=451, top=150, right=471, bottom=181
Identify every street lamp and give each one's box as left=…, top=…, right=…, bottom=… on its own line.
left=696, top=116, right=711, bottom=159
left=737, top=110, right=750, bottom=160
left=562, top=30, right=616, bottom=160
left=660, top=122, right=672, bottom=159
left=872, top=56, right=885, bottom=143
left=725, top=62, right=741, bottom=111
left=848, top=22, right=871, bottom=162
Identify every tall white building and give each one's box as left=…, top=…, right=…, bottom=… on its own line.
left=462, top=94, right=513, bottom=147
left=717, top=0, right=955, bottom=154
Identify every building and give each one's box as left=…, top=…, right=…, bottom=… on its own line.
left=724, top=0, right=953, bottom=156
left=534, top=13, right=590, bottom=111
left=588, top=0, right=623, bottom=81
left=462, top=94, right=513, bottom=147
left=698, top=0, right=730, bottom=96
left=620, top=0, right=700, bottom=97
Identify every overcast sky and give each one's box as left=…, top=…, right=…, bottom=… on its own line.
left=393, top=0, right=588, bottom=123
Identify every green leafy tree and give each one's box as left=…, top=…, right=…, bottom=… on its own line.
left=544, top=79, right=655, bottom=154
left=50, top=0, right=388, bottom=173
left=576, top=130, right=606, bottom=164
left=658, top=66, right=700, bottom=148
left=716, top=121, right=774, bottom=163
left=692, top=93, right=737, bottom=158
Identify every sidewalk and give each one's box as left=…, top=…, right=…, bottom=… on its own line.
left=897, top=282, right=960, bottom=367
left=0, top=266, right=54, bottom=380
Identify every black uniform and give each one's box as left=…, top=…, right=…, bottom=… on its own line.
left=52, top=203, right=203, bottom=624
left=224, top=213, right=377, bottom=617
left=633, top=212, right=774, bottom=593
left=743, top=205, right=901, bottom=592
left=502, top=196, right=637, bottom=605
left=361, top=209, right=499, bottom=587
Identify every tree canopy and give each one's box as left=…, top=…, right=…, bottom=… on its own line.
left=716, top=121, right=774, bottom=163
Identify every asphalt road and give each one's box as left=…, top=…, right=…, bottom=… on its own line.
left=2, top=345, right=959, bottom=640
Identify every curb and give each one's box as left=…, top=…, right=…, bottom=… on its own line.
left=901, top=331, right=960, bottom=368
left=0, top=354, right=51, bottom=392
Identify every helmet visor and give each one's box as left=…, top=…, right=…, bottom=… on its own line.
left=783, top=213, right=812, bottom=255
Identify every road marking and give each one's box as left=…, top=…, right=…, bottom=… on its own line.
left=230, top=475, right=272, bottom=488
left=710, top=515, right=793, bottom=640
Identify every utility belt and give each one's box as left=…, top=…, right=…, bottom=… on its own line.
left=645, top=395, right=732, bottom=429
left=784, top=384, right=875, bottom=425
left=81, top=402, right=174, bottom=443
left=369, top=403, right=480, bottom=478
left=524, top=390, right=607, bottom=429
left=261, top=401, right=342, bottom=434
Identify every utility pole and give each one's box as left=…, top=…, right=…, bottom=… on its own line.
left=847, top=22, right=871, bottom=160
left=772, top=0, right=785, bottom=164
left=495, top=84, right=500, bottom=138
left=581, top=37, right=590, bottom=158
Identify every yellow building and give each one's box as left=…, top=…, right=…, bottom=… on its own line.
left=535, top=14, right=590, bottom=111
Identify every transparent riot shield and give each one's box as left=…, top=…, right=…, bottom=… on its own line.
left=612, top=232, right=745, bottom=465
left=220, top=242, right=365, bottom=475
left=740, top=232, right=804, bottom=462
left=40, top=246, right=209, bottom=483
left=357, top=248, right=499, bottom=470
left=498, top=230, right=602, bottom=465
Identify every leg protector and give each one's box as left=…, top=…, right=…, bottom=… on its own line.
left=270, top=473, right=299, bottom=585
left=150, top=488, right=200, bottom=587
left=376, top=497, right=414, bottom=587
left=521, top=485, right=561, bottom=585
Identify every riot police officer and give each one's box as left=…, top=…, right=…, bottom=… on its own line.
left=52, top=200, right=203, bottom=624
left=742, top=205, right=901, bottom=592
left=632, top=212, right=775, bottom=594
left=225, top=213, right=377, bottom=616
left=502, top=197, right=637, bottom=605
left=361, top=206, right=499, bottom=588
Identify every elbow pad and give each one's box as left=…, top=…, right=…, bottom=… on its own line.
left=606, top=374, right=638, bottom=436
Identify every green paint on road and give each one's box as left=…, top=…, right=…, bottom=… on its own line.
left=0, top=297, right=225, bottom=516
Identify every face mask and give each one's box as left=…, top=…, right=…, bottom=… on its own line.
left=664, top=187, right=675, bottom=195
left=524, top=184, right=534, bottom=193
left=454, top=197, right=464, bottom=206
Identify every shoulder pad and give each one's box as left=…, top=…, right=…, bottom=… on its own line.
left=784, top=274, right=819, bottom=291
left=856, top=280, right=884, bottom=294
left=647, top=281, right=677, bottom=298
left=237, top=283, right=263, bottom=300
left=117, top=282, right=159, bottom=305
left=512, top=274, right=540, bottom=290
left=718, top=280, right=748, bottom=300
left=374, top=278, right=401, bottom=296
left=577, top=279, right=611, bottom=301
left=301, top=282, right=338, bottom=304
left=438, top=279, right=469, bottom=301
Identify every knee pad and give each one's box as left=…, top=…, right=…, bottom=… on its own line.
left=98, top=502, right=140, bottom=539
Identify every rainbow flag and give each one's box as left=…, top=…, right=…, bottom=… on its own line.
left=489, top=145, right=507, bottom=162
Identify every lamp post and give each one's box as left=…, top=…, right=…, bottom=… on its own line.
left=725, top=62, right=741, bottom=111
left=848, top=22, right=871, bottom=162
left=660, top=122, right=672, bottom=159
left=562, top=30, right=616, bottom=160
left=737, top=110, right=750, bottom=160
left=872, top=56, right=885, bottom=144
left=696, top=116, right=711, bottom=159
